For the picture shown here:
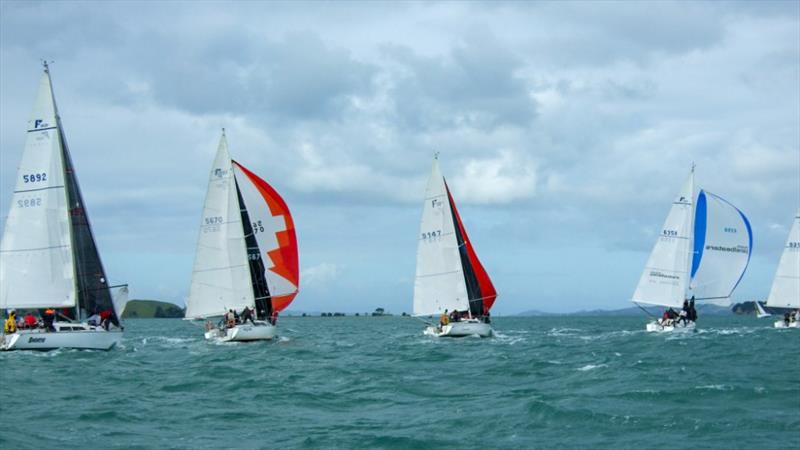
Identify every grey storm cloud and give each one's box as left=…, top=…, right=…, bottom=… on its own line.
left=0, top=1, right=798, bottom=314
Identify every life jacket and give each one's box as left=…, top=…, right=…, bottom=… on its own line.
left=4, top=314, right=17, bottom=333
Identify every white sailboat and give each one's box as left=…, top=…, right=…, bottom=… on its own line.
left=765, top=211, right=800, bottom=328
left=413, top=156, right=497, bottom=337
left=632, top=167, right=753, bottom=332
left=1, top=63, right=125, bottom=351
left=185, top=131, right=299, bottom=342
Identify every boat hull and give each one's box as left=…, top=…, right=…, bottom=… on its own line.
left=1, top=326, right=122, bottom=351
left=773, top=320, right=799, bottom=329
left=205, top=321, right=277, bottom=342
left=646, top=320, right=696, bottom=333
left=424, top=320, right=492, bottom=337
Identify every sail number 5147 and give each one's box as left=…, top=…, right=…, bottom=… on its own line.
left=422, top=230, right=442, bottom=240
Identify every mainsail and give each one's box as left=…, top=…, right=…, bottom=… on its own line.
left=413, top=157, right=496, bottom=317
left=0, top=65, right=118, bottom=320
left=765, top=211, right=800, bottom=309
left=186, top=134, right=253, bottom=319
left=633, top=168, right=752, bottom=308
left=186, top=132, right=299, bottom=320
left=632, top=171, right=694, bottom=308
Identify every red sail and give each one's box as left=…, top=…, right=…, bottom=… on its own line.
left=232, top=162, right=299, bottom=312
left=445, top=182, right=497, bottom=313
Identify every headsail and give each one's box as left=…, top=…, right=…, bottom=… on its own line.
left=0, top=69, right=75, bottom=310
left=60, top=113, right=116, bottom=319
left=413, top=157, right=496, bottom=316
left=185, top=133, right=253, bottom=319
left=632, top=170, right=694, bottom=308
left=765, top=211, right=800, bottom=309
left=446, top=181, right=497, bottom=316
left=688, top=190, right=752, bottom=305
left=232, top=161, right=299, bottom=313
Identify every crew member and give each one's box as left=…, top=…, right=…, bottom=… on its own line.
left=42, top=308, right=56, bottom=332
left=440, top=309, right=450, bottom=329
left=4, top=310, right=17, bottom=334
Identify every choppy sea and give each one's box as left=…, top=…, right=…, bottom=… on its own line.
left=0, top=316, right=798, bottom=449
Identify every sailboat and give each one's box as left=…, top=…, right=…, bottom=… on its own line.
left=632, top=167, right=753, bottom=332
left=184, top=131, right=299, bottom=342
left=0, top=63, right=126, bottom=351
left=765, top=211, right=800, bottom=328
left=413, top=155, right=497, bottom=337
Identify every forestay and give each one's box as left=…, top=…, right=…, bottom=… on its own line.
left=413, top=158, right=470, bottom=316
left=632, top=171, right=694, bottom=308
left=185, top=134, right=253, bottom=319
left=766, top=211, right=800, bottom=309
left=0, top=71, right=75, bottom=310
left=688, top=190, right=752, bottom=305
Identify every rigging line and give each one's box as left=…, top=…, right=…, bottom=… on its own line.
left=633, top=302, right=657, bottom=319
left=407, top=314, right=435, bottom=327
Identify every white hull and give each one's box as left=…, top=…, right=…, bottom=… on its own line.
left=646, top=320, right=696, bottom=333
left=205, top=321, right=277, bottom=342
left=773, top=320, right=799, bottom=329
left=424, top=320, right=492, bottom=337
left=1, top=323, right=122, bottom=351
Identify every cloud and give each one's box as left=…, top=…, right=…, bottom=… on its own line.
left=300, top=263, right=341, bottom=288
left=0, top=1, right=797, bottom=313
left=450, top=150, right=537, bottom=204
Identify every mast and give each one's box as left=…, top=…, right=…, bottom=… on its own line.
left=685, top=164, right=696, bottom=302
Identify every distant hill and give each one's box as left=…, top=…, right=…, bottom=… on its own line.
left=732, top=301, right=791, bottom=316
left=122, top=299, right=184, bottom=319
left=518, top=304, right=733, bottom=317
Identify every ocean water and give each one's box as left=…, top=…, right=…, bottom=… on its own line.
left=0, top=316, right=798, bottom=449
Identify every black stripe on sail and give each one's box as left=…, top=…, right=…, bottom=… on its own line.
left=234, top=177, right=272, bottom=320
left=60, top=126, right=115, bottom=321
left=446, top=186, right=484, bottom=317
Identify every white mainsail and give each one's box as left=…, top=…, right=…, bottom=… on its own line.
left=632, top=170, right=694, bottom=308
left=0, top=70, right=75, bottom=310
left=765, top=211, right=800, bottom=309
left=185, top=133, right=254, bottom=319
left=413, top=158, right=470, bottom=316
left=688, top=190, right=753, bottom=305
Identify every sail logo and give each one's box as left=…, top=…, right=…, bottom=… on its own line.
left=431, top=199, right=442, bottom=208
left=213, top=168, right=228, bottom=178
left=724, top=227, right=737, bottom=233
left=705, top=244, right=748, bottom=254
left=33, top=119, right=50, bottom=129
left=789, top=242, right=800, bottom=249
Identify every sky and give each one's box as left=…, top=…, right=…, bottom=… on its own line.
left=0, top=1, right=798, bottom=315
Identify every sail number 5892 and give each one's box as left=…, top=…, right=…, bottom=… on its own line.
left=22, top=173, right=47, bottom=183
